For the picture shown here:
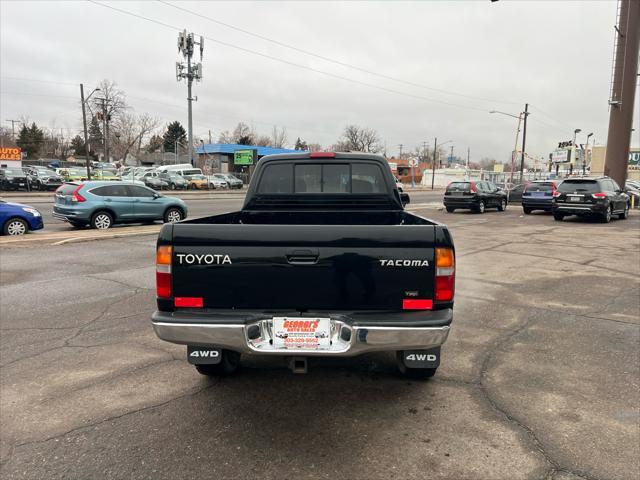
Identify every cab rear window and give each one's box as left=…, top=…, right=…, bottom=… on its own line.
left=257, top=162, right=385, bottom=194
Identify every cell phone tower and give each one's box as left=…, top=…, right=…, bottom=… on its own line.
left=176, top=30, right=204, bottom=166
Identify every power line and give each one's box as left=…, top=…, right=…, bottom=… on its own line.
left=87, top=0, right=490, bottom=114
left=158, top=0, right=521, bottom=106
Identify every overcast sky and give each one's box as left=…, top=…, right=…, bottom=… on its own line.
left=1, top=0, right=637, bottom=162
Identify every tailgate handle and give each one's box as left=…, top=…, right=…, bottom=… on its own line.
left=286, top=249, right=319, bottom=265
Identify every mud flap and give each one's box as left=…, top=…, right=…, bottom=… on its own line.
left=401, top=346, right=441, bottom=369
left=187, top=346, right=222, bottom=365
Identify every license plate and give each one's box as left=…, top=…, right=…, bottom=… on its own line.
left=568, top=196, right=581, bottom=202
left=19, top=183, right=24, bottom=186
left=532, top=192, right=545, bottom=197
left=272, top=317, right=331, bottom=350
left=451, top=192, right=464, bottom=197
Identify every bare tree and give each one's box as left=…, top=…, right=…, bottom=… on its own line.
left=307, top=143, right=323, bottom=152
left=217, top=130, right=233, bottom=143
left=336, top=125, right=382, bottom=153
left=271, top=126, right=287, bottom=148
left=111, top=112, right=161, bottom=164
left=232, top=122, right=254, bottom=144
left=255, top=135, right=271, bottom=147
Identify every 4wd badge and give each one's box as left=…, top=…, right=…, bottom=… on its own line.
left=187, top=346, right=222, bottom=365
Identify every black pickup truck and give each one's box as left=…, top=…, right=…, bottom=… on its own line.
left=152, top=152, right=455, bottom=379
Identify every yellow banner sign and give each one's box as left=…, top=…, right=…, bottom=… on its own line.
left=0, top=147, right=21, bottom=160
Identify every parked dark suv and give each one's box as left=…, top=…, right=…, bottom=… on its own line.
left=552, top=177, right=629, bottom=223
left=443, top=180, right=507, bottom=213
left=522, top=180, right=556, bottom=214
left=0, top=168, right=29, bottom=191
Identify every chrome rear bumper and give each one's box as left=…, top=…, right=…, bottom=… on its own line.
left=152, top=318, right=450, bottom=356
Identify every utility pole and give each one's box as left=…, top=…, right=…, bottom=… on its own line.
left=449, top=145, right=454, bottom=166
left=519, top=103, right=529, bottom=183
left=605, top=0, right=640, bottom=186
left=80, top=84, right=92, bottom=179
left=431, top=137, right=437, bottom=190
left=397, top=144, right=403, bottom=159
left=208, top=129, right=212, bottom=144
left=176, top=30, right=204, bottom=167
left=5, top=119, right=20, bottom=140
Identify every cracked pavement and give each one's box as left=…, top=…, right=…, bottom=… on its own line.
left=0, top=199, right=638, bottom=479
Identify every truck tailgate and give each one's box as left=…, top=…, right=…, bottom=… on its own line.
left=170, top=224, right=437, bottom=311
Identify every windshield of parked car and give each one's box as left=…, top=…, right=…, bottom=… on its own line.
left=2, top=168, right=24, bottom=176
left=191, top=174, right=205, bottom=180
left=558, top=180, right=599, bottom=193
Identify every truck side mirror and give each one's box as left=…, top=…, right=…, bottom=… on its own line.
left=400, top=192, right=410, bottom=206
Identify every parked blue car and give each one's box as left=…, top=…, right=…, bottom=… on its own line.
left=52, top=181, right=188, bottom=229
left=522, top=180, right=557, bottom=214
left=0, top=199, right=44, bottom=235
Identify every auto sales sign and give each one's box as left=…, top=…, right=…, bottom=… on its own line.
left=0, top=147, right=21, bottom=161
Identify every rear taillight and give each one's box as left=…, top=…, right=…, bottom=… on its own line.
left=469, top=182, right=477, bottom=193
left=553, top=190, right=561, bottom=197
left=71, top=184, right=86, bottom=202
left=551, top=183, right=557, bottom=196
left=592, top=192, right=607, bottom=199
left=435, top=248, right=455, bottom=301
left=156, top=246, right=172, bottom=298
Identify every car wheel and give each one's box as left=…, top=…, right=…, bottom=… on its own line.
left=3, top=217, right=28, bottom=235
left=497, top=199, right=507, bottom=211
left=164, top=207, right=183, bottom=223
left=553, top=213, right=564, bottom=221
left=91, top=211, right=113, bottom=229
left=476, top=200, right=485, bottom=214
left=445, top=206, right=455, bottom=213
left=619, top=203, right=629, bottom=220
left=601, top=205, right=612, bottom=223
left=170, top=183, right=176, bottom=190
left=194, top=350, right=240, bottom=377
left=190, top=184, right=197, bottom=190
left=523, top=207, right=532, bottom=214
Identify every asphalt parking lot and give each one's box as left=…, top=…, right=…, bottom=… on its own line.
left=1, top=201, right=638, bottom=479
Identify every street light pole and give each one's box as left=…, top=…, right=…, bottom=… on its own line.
left=519, top=103, right=529, bottom=183
left=571, top=128, right=581, bottom=175
left=584, top=132, right=593, bottom=175
left=489, top=109, right=525, bottom=186
left=431, top=137, right=437, bottom=190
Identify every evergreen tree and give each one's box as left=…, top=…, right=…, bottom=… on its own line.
left=88, top=116, right=103, bottom=156
left=70, top=135, right=86, bottom=156
left=163, top=121, right=187, bottom=153
left=146, top=134, right=163, bottom=153
left=16, top=122, right=44, bottom=158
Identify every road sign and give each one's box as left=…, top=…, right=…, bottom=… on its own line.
left=408, top=158, right=419, bottom=167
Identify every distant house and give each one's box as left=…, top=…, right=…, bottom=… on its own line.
left=195, top=143, right=303, bottom=177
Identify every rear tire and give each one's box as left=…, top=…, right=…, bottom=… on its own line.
left=194, top=350, right=240, bottom=377
left=523, top=207, right=532, bottom=214
left=3, top=217, right=28, bottom=235
left=601, top=205, right=612, bottom=223
left=475, top=200, right=485, bottom=214
left=497, top=199, right=507, bottom=211
left=91, top=211, right=113, bottom=230
left=553, top=213, right=564, bottom=221
left=445, top=206, right=455, bottom=213
left=164, top=207, right=183, bottom=223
